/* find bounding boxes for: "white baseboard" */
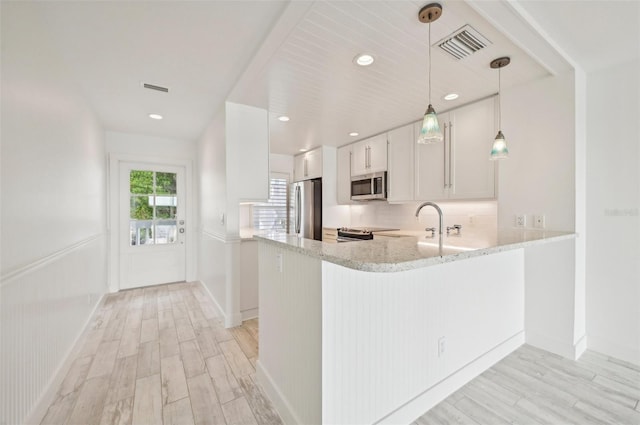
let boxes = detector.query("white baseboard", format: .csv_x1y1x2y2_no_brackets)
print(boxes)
526,330,585,360
226,312,243,328
196,280,227,323
24,293,106,425
377,331,525,425
241,307,259,321
587,334,640,366
574,334,588,359
256,360,303,425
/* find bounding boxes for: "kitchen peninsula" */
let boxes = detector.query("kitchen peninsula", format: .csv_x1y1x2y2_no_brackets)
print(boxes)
254,230,574,425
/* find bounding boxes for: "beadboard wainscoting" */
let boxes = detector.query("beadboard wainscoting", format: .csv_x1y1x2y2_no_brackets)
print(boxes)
1,234,107,425
199,231,244,328
322,252,524,424
257,240,525,424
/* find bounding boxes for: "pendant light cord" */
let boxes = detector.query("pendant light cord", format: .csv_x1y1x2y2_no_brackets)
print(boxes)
428,22,432,104
498,66,501,129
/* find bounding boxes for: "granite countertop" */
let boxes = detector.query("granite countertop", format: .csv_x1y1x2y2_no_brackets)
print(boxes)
254,229,576,272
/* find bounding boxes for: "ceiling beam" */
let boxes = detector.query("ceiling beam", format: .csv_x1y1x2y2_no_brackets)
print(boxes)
465,0,574,76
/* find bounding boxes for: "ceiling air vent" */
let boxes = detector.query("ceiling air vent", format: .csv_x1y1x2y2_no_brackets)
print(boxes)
143,83,169,93
436,25,491,60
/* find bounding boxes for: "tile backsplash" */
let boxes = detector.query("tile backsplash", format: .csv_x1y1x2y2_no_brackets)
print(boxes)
340,200,498,239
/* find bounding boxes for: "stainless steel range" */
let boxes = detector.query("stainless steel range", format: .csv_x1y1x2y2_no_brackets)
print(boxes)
336,228,375,242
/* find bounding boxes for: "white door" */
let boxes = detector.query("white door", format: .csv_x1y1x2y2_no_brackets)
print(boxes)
119,162,186,289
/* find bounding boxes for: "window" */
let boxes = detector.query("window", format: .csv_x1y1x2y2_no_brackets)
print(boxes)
252,174,289,231
129,170,178,245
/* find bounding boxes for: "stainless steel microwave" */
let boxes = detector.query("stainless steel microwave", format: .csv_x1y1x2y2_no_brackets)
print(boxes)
351,172,387,201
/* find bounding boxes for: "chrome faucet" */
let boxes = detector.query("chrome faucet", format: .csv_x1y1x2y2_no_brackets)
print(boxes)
415,202,443,239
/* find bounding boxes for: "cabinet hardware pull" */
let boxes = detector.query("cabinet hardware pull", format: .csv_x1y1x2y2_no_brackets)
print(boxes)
443,123,448,189
448,122,453,188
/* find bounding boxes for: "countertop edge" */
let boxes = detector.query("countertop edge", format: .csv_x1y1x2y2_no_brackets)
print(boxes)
254,232,576,272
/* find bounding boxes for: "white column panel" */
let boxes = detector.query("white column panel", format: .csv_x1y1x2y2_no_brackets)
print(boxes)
257,242,322,425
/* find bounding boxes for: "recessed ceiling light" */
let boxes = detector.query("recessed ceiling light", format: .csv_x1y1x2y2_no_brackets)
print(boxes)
354,54,375,67
299,148,307,152
444,93,459,101
278,116,290,122
149,113,163,120
349,132,359,137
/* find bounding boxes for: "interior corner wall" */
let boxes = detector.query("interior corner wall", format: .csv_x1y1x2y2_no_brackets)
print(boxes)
1,3,107,424
497,71,581,358
585,58,640,365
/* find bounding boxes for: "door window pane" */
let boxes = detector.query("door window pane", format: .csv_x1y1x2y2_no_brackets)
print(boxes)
130,220,154,245
155,220,177,244
130,196,153,220
130,170,154,194
156,172,177,194
129,170,178,245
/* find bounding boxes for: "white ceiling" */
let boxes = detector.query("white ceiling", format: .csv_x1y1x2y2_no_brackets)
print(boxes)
27,1,288,142
6,1,639,154
517,0,640,73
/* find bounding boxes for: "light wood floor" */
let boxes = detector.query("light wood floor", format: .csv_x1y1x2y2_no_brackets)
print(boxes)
42,281,640,425
41,281,282,425
414,344,640,425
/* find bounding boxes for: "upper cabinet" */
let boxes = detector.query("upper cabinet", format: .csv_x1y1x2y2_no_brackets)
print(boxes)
294,147,323,182
415,97,496,200
351,134,387,176
387,124,414,202
448,97,496,199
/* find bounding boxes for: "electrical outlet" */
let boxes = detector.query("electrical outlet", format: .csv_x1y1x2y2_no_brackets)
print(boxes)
515,214,526,228
276,253,283,273
468,215,474,225
533,214,545,229
438,336,446,357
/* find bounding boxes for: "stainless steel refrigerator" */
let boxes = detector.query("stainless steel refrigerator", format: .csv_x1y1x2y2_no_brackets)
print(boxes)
291,178,322,241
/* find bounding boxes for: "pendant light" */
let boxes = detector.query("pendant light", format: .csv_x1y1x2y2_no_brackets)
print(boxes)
417,3,443,144
490,57,510,160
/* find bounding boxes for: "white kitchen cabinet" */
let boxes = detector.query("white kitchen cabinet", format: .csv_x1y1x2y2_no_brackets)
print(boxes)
351,134,387,176
294,147,323,181
449,97,496,199
336,145,352,204
415,97,496,201
414,116,448,200
387,124,415,202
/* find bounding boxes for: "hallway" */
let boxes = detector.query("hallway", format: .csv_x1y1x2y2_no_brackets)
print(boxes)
40,282,282,425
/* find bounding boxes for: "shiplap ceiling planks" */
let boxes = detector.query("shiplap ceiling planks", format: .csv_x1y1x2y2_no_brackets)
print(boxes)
233,0,549,154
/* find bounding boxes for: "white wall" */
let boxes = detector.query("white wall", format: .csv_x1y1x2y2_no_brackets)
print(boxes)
106,131,196,159
1,3,107,424
497,72,576,232
586,59,640,364
270,153,294,178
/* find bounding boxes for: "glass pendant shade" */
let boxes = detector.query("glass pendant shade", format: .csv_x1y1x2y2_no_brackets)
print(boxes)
417,104,443,144
490,130,509,160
